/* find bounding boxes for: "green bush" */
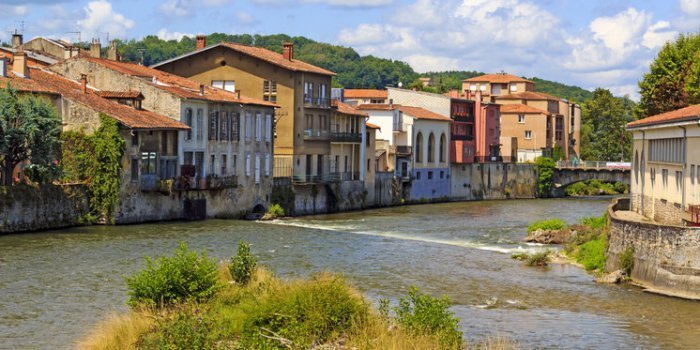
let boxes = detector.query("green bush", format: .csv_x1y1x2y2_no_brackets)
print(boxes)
619,246,635,276
526,250,551,266
125,243,221,308
229,241,257,285
140,304,215,350
579,214,607,230
528,218,566,233
240,273,368,349
266,203,285,218
393,286,462,348
535,157,556,197
576,234,607,271
511,252,529,260
614,181,628,194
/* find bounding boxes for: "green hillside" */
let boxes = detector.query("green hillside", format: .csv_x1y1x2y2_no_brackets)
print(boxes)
114,33,592,102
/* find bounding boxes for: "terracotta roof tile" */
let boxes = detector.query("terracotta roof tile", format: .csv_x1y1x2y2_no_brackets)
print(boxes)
365,122,380,129
499,103,550,115
627,104,700,128
343,89,387,99
497,91,561,101
0,72,59,95
398,106,451,122
30,69,189,130
61,57,277,108
357,103,397,111
463,73,533,84
95,90,144,99
332,100,368,117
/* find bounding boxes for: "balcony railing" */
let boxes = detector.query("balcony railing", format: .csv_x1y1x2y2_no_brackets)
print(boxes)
303,129,330,140
173,175,238,191
330,132,362,143
394,145,412,156
303,96,331,109
393,121,408,132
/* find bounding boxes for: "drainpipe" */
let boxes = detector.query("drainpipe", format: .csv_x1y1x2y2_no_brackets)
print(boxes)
360,116,367,182
679,125,687,210
641,130,645,214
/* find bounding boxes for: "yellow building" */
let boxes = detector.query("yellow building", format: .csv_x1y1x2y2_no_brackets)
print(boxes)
628,104,700,226
151,37,335,182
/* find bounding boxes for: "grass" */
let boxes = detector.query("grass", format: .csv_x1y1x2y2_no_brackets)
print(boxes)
511,250,551,266
565,180,628,197
561,214,609,272
76,310,153,350
527,219,566,233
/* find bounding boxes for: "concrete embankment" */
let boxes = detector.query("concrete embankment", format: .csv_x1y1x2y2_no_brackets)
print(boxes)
606,197,700,300
0,184,89,234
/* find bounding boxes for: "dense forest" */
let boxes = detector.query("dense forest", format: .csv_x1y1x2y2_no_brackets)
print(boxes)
110,33,594,103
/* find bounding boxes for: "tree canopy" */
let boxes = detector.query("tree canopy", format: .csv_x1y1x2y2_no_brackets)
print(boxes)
638,32,700,118
0,85,62,185
579,88,636,161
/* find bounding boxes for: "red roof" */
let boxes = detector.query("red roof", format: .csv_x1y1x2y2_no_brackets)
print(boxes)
497,91,561,101
628,104,700,128
357,103,397,111
332,100,368,117
30,69,189,130
0,72,59,95
398,106,451,122
366,122,380,129
499,103,550,115
59,57,277,108
344,89,387,99
95,90,143,99
463,73,532,84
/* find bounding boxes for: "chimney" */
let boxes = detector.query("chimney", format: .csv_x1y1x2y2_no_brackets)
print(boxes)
90,38,101,58
196,35,206,50
107,40,119,60
199,84,204,96
80,74,88,93
12,50,28,78
235,89,241,99
0,56,6,78
282,42,294,61
11,31,22,49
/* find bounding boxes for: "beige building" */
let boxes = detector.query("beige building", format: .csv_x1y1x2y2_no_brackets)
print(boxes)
150,37,335,183
342,89,388,106
499,103,555,162
628,104,700,226
462,73,535,101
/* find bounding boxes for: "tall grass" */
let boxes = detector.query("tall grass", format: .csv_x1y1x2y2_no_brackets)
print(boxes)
76,311,153,350
527,219,565,233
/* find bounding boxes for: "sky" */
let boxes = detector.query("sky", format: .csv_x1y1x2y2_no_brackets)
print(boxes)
1,0,698,100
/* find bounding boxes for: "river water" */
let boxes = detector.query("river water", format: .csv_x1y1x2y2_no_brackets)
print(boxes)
1,198,699,349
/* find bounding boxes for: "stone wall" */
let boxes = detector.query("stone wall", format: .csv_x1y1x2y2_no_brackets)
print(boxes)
450,163,537,200
0,184,89,234
631,193,686,226
607,198,700,300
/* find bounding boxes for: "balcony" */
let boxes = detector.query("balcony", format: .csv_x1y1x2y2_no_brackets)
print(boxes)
303,96,331,109
330,132,362,143
393,121,408,132
391,145,412,156
303,129,330,141
140,174,160,192
173,175,238,191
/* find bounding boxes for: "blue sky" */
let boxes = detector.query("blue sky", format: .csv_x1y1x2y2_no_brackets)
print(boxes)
1,0,699,99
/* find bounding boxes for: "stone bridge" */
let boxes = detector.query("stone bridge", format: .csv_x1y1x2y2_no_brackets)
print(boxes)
551,166,630,197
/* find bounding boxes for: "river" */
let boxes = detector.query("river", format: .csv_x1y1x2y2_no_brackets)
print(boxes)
1,198,699,349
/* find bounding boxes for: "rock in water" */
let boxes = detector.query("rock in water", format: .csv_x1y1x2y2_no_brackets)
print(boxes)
525,228,572,244
596,270,625,284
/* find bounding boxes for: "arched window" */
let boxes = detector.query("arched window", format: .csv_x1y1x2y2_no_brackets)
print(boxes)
439,133,446,163
428,133,435,163
415,132,423,163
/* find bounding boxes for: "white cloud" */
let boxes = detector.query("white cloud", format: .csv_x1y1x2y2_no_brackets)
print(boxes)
589,8,648,53
235,12,257,25
680,0,700,16
77,0,135,38
404,54,460,73
156,28,192,41
302,0,391,7
642,21,677,49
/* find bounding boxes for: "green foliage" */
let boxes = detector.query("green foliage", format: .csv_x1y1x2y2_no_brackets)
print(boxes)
140,304,216,350
24,163,61,184
0,85,62,185
565,180,627,196
511,252,529,261
534,157,556,197
527,77,594,103
125,243,221,308
528,218,566,233
619,246,635,276
392,286,462,348
60,130,95,182
240,273,368,349
579,214,607,230
526,250,551,266
266,203,285,219
579,88,635,161
229,241,257,285
638,32,700,118
88,116,125,223
575,234,607,271
552,145,565,161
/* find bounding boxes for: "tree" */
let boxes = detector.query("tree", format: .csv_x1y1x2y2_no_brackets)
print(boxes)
638,32,700,118
0,85,61,185
580,89,635,161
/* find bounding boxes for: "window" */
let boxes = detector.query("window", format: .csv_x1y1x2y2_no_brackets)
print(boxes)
209,111,219,141
416,171,421,180
255,154,260,184
510,84,517,92
427,133,435,163
305,114,313,132
662,168,669,188
210,155,216,176
518,114,525,123
676,171,683,192
367,158,371,172
212,80,235,92
263,80,277,102
440,170,444,179
196,109,204,140
525,130,532,139
415,133,423,162
141,152,157,174
480,84,486,91
255,113,262,141
555,116,563,141
649,138,683,164
245,112,252,141
221,154,227,175
130,157,139,181
162,132,168,154
469,83,476,91
220,112,229,141
131,131,138,146
185,108,193,141
264,154,270,176
245,153,251,176
439,134,446,162
232,154,237,171
691,165,696,185
428,171,433,180
319,115,328,132
231,112,240,141
265,114,272,142
366,132,370,146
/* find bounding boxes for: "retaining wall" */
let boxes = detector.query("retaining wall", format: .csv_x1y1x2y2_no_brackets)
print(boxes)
0,184,89,234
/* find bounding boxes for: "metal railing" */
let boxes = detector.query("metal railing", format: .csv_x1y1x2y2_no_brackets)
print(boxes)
394,145,412,156
330,132,362,143
303,96,331,108
556,160,631,170
303,129,330,140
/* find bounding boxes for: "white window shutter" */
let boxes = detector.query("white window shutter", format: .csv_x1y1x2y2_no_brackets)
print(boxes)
255,154,261,184
245,153,251,176
264,154,270,176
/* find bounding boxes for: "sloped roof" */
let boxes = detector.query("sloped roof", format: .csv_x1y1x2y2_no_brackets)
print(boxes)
30,69,189,130
499,103,551,115
95,90,144,99
333,100,368,117
64,56,277,107
463,73,533,84
366,122,380,129
627,104,700,128
0,71,59,95
357,103,397,111
497,91,561,101
151,42,335,76
343,89,387,99
0,47,57,67
398,106,451,122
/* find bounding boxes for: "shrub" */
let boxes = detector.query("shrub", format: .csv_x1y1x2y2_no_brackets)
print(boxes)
614,181,628,194
125,243,221,308
140,304,215,350
579,214,607,230
619,246,635,275
576,234,607,271
393,286,462,348
511,252,529,260
525,250,551,266
229,241,258,285
528,218,566,233
266,203,285,218
535,157,556,197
